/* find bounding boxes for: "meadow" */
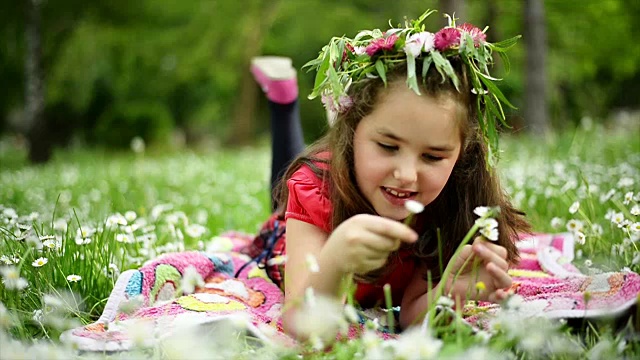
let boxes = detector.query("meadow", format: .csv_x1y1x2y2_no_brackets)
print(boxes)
0,124,639,359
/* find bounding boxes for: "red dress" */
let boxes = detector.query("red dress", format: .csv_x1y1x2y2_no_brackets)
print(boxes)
249,161,416,308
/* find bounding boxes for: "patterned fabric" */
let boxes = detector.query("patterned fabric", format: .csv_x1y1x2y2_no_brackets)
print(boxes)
61,232,640,353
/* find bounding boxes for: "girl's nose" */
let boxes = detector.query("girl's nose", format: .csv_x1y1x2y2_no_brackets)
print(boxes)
393,160,418,183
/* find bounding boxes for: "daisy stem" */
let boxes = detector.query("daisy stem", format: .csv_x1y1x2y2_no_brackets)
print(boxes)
383,283,394,333
427,220,481,325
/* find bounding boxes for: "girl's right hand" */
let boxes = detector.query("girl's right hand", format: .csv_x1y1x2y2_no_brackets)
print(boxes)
323,214,418,274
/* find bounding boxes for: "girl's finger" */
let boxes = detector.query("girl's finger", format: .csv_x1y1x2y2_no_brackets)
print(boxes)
364,216,418,243
474,243,508,270
487,289,509,304
363,232,402,252
472,237,507,259
486,262,512,289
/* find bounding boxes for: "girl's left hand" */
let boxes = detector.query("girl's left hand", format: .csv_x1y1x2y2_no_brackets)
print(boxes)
445,237,512,303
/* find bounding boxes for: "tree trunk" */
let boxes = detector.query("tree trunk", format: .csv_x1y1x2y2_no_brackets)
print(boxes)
523,0,550,135
24,0,51,163
226,0,281,146
438,0,465,25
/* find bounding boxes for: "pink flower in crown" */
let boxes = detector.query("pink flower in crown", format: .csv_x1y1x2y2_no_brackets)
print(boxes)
337,95,353,112
321,93,353,113
365,34,399,57
434,27,462,51
458,23,487,46
342,42,355,62
404,31,435,57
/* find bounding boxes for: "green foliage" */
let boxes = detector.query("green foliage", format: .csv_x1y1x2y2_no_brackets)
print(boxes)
1,0,639,143
0,128,638,357
94,101,174,148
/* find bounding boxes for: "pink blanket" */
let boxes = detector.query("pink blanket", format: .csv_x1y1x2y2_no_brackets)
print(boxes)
62,232,640,352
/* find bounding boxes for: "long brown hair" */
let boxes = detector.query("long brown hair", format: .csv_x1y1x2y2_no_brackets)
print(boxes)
275,57,531,283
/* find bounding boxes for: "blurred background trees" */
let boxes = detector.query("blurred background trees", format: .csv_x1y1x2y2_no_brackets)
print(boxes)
1,0,639,163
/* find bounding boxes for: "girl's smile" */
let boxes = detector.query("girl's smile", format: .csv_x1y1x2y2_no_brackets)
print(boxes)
353,82,462,221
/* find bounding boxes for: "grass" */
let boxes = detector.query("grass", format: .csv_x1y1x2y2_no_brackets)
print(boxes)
0,124,639,359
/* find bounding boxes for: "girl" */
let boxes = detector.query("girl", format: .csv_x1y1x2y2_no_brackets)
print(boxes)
248,11,530,336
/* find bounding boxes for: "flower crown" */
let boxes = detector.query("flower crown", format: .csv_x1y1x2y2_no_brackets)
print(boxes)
303,10,521,166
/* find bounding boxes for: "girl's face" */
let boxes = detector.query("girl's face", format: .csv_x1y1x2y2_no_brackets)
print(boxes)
353,83,462,221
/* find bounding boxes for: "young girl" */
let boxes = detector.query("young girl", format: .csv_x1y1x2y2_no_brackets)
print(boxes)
248,11,530,336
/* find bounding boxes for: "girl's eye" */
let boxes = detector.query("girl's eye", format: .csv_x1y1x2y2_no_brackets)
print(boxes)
377,143,398,152
422,154,443,162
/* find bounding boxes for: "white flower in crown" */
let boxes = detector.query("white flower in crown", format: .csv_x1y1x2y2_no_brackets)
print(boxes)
404,31,435,57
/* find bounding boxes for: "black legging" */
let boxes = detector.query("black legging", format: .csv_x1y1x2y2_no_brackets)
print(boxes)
269,100,304,211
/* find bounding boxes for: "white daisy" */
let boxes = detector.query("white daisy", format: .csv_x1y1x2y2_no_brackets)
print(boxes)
124,211,137,222
566,219,584,233
185,224,206,238
1,266,28,290
569,201,580,214
66,274,81,282
305,253,320,273
32,257,48,267
623,192,634,205
404,200,425,214
550,217,564,229
42,239,61,250
473,206,490,217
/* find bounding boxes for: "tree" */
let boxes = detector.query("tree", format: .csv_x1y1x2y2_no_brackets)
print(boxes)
24,0,49,163
523,0,549,135
227,0,282,146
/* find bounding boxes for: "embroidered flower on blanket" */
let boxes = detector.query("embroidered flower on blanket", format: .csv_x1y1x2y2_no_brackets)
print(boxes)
205,279,250,300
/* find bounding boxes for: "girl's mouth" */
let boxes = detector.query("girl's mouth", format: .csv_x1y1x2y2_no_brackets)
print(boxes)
381,187,418,205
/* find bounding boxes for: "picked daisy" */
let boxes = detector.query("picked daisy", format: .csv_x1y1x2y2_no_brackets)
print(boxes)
32,257,48,267
473,206,491,217
404,200,425,214
66,274,82,282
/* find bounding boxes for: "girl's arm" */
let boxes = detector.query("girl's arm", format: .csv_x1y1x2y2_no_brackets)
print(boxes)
282,218,346,336
399,262,442,329
283,215,418,336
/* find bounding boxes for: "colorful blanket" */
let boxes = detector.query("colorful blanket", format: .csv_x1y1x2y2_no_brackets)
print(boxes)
62,232,640,352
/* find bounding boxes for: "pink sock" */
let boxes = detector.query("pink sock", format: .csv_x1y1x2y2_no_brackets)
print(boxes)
265,79,298,104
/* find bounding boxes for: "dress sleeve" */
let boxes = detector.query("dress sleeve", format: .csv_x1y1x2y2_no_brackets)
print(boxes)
285,165,332,234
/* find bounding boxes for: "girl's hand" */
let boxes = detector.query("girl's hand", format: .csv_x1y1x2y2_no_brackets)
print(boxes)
445,237,512,303
323,214,418,275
